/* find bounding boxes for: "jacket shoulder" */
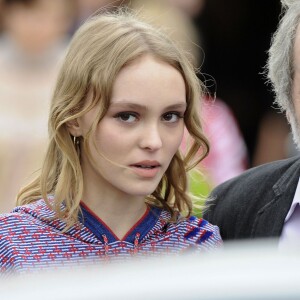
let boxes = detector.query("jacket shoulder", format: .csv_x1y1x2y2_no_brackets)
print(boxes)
203,156,300,239
210,156,300,202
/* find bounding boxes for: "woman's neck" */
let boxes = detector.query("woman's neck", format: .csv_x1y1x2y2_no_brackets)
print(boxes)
81,189,147,240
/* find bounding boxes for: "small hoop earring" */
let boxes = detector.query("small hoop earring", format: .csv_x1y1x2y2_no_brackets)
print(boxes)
73,136,80,146
73,136,80,155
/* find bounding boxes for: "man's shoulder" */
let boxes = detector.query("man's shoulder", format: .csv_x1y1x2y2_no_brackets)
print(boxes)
203,156,300,239
213,156,300,195
204,156,300,221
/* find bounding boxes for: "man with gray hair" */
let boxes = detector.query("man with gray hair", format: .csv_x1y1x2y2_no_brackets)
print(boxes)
203,0,300,245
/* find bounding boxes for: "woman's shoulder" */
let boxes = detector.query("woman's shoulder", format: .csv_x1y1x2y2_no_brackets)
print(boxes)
177,215,221,236
0,210,34,248
0,198,54,229
171,215,223,249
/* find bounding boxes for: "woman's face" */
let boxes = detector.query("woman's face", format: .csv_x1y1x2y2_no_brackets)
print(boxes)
76,55,186,199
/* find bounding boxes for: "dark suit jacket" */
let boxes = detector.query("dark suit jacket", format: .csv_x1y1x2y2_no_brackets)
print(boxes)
203,156,300,240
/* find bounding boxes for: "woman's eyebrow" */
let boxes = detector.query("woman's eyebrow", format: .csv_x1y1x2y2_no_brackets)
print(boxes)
164,103,187,110
109,102,186,110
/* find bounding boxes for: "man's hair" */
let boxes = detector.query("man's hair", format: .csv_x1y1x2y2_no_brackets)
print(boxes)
267,0,300,146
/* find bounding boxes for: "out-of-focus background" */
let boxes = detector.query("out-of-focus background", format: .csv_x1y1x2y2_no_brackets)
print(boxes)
0,0,291,213
0,0,76,212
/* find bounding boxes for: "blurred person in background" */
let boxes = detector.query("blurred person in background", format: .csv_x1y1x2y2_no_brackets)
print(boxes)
204,0,300,247
0,0,75,213
73,0,124,32
165,0,206,18
0,0,3,33
0,10,221,273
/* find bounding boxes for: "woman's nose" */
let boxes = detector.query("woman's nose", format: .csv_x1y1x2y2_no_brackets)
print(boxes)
139,124,163,151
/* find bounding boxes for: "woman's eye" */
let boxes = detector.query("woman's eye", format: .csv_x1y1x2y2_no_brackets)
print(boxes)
114,112,138,123
162,112,183,123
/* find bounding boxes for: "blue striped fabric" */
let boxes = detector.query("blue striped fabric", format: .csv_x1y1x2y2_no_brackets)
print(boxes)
0,199,222,273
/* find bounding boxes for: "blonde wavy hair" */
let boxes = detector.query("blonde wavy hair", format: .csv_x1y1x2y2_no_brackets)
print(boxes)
17,9,209,226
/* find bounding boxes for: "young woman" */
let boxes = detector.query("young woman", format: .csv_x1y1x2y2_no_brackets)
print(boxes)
0,9,222,273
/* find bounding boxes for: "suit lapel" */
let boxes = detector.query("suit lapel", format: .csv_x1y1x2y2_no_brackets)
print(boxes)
252,159,300,237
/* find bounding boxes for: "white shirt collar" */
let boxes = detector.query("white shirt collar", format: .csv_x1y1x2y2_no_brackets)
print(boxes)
285,177,300,222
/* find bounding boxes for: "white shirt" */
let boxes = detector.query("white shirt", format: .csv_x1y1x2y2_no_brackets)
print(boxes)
278,177,300,248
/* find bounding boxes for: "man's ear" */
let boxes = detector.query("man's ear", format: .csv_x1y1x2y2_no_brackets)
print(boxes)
66,119,82,137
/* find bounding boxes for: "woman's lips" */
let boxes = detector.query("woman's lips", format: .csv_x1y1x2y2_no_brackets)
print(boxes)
130,161,161,178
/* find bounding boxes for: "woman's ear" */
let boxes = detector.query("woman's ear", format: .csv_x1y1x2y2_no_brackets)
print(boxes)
66,119,82,137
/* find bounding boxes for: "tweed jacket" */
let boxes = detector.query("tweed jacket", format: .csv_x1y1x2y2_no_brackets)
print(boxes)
203,156,300,240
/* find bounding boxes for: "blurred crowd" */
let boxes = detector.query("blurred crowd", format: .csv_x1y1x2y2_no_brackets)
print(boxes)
0,0,293,213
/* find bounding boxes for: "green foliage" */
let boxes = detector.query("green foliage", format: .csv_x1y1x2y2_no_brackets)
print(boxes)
188,169,213,218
